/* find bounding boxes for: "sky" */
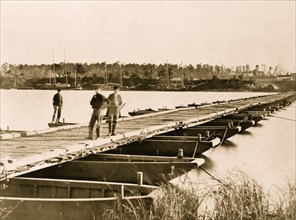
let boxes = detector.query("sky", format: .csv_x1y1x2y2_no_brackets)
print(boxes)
0,0,295,72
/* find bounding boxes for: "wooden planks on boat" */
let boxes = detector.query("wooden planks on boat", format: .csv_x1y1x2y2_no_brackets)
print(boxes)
107,138,220,157
22,159,204,185
167,126,239,140
1,177,157,198
1,177,156,220
83,153,198,162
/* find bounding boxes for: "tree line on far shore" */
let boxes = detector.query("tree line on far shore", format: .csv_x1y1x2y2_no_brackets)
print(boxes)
0,62,292,91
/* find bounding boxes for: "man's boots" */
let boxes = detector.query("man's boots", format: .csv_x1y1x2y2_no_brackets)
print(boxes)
111,122,117,136
51,115,55,123
96,126,101,138
88,127,93,139
108,121,112,136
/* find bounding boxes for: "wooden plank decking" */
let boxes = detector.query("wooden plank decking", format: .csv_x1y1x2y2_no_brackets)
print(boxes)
0,92,293,180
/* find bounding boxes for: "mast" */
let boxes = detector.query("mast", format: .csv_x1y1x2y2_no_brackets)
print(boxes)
49,65,52,85
52,50,56,85
166,60,169,88
119,62,123,86
74,64,77,87
181,61,184,88
13,69,18,88
49,50,53,85
105,63,108,85
64,50,68,85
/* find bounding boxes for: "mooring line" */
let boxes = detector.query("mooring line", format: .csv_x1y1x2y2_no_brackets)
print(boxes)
208,126,228,155
204,132,215,141
286,105,296,108
199,166,225,185
270,115,296,121
217,126,228,148
192,141,199,158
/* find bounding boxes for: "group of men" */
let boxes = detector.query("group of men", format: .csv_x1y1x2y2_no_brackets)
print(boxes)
51,85,123,139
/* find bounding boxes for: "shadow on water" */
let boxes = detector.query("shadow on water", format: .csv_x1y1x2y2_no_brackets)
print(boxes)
198,154,215,170
239,130,252,135
253,123,264,127
221,140,238,148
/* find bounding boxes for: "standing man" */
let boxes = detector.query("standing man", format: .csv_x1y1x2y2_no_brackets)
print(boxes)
88,85,110,139
52,89,63,124
107,85,123,136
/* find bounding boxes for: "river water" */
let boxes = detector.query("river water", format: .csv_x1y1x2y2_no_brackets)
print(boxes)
0,89,295,191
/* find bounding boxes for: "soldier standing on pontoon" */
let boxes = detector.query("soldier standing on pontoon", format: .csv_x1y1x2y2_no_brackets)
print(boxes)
107,86,123,136
88,85,110,139
51,89,63,124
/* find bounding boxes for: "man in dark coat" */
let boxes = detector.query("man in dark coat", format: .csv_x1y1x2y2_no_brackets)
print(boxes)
51,89,63,123
88,86,110,139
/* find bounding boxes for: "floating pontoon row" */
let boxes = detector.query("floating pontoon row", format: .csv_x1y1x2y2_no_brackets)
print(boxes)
0,92,295,220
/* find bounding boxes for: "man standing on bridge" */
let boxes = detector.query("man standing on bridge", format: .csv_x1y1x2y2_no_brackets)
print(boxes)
51,89,63,124
88,85,110,139
107,85,123,136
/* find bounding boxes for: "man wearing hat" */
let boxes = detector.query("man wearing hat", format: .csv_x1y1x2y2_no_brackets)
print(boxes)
51,89,63,124
88,85,110,139
107,85,123,136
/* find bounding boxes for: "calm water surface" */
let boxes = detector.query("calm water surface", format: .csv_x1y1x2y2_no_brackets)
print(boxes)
0,89,295,191
0,89,271,130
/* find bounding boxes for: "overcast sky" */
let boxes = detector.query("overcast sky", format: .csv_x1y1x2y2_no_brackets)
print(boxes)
1,1,295,72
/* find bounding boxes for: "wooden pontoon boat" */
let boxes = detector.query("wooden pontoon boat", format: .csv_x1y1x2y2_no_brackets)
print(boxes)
0,177,156,220
166,126,239,140
128,108,156,116
217,116,255,131
48,122,78,127
22,154,204,185
107,135,220,157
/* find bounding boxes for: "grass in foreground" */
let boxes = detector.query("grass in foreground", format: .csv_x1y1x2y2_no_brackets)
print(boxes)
102,171,296,220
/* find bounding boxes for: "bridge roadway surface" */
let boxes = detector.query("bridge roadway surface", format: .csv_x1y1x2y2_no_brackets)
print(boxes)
0,93,291,180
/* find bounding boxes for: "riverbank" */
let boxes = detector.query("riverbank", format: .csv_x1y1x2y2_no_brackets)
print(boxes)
102,171,296,220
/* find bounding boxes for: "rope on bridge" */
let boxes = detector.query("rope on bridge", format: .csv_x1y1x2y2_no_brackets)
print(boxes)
269,115,296,122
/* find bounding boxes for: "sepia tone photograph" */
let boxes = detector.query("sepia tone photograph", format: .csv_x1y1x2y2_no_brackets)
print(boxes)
0,0,295,219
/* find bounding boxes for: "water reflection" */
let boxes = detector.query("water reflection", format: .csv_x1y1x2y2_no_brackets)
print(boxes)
0,90,273,130
198,154,214,170
261,117,269,120
253,123,264,127
221,140,237,148
239,130,252,135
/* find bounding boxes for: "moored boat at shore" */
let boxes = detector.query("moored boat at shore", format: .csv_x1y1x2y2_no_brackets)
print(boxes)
128,108,157,116
107,135,220,157
48,122,78,127
0,177,156,220
167,125,239,141
21,155,204,185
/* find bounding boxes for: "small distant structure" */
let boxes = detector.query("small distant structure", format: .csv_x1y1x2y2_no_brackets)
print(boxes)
276,74,292,81
170,77,182,82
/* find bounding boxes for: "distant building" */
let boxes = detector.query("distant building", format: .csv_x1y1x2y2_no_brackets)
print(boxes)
276,74,292,81
170,77,182,82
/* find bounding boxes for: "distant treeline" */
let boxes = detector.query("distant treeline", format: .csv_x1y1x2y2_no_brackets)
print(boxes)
0,62,292,91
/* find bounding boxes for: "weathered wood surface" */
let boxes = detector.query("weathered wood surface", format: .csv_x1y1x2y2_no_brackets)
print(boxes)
2,177,157,198
1,177,155,220
22,159,203,185
0,92,293,180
